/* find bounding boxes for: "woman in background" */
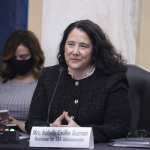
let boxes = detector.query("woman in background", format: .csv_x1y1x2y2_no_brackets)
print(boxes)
26,20,130,142
0,30,44,132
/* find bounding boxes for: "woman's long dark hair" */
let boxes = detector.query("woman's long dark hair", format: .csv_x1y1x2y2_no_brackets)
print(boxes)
57,19,126,74
1,30,45,82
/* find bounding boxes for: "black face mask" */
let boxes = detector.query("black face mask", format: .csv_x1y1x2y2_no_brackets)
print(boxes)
10,58,33,76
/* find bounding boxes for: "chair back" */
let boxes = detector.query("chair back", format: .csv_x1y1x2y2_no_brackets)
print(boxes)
127,64,150,132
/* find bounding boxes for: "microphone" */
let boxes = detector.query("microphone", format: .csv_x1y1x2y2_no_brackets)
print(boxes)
46,66,64,124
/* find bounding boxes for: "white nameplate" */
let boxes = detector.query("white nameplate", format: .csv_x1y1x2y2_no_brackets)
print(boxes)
29,126,94,149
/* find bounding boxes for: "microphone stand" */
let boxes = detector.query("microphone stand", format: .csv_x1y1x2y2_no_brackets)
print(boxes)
46,66,64,124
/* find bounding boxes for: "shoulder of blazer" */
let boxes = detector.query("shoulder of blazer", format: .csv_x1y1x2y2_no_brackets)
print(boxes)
39,65,60,81
105,71,128,91
43,65,60,73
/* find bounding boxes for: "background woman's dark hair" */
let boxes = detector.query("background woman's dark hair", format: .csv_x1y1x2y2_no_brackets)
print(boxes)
1,30,45,82
57,19,126,74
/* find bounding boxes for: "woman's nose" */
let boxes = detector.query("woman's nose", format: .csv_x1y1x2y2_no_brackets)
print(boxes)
72,46,80,55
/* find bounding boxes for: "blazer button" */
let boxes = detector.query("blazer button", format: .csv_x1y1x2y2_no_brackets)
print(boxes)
74,99,79,104
75,81,79,86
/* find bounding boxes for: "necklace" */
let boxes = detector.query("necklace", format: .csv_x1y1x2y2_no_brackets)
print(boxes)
68,65,95,80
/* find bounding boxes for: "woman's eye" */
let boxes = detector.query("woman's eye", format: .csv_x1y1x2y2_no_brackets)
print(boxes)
68,43,74,46
80,45,87,48
66,42,75,47
80,44,90,48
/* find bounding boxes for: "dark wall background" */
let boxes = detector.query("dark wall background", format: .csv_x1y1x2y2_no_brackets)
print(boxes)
0,0,28,56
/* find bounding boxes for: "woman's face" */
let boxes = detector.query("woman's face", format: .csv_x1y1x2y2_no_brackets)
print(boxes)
64,28,93,71
15,44,31,60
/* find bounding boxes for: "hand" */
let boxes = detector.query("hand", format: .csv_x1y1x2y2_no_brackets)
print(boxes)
8,116,18,124
51,111,79,127
0,116,9,124
51,112,66,127
64,112,79,127
8,116,26,132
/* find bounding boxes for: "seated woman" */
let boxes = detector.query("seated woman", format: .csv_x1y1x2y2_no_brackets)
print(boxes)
0,30,44,132
25,20,130,142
